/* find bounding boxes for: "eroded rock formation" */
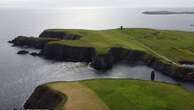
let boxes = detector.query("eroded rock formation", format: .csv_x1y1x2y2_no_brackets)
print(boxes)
11,36,58,49
39,30,82,40
41,43,95,62
24,85,66,109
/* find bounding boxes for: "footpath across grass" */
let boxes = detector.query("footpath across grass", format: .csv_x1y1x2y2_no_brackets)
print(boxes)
45,79,194,110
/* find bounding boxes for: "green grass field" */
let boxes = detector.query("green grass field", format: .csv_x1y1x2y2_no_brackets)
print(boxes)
46,79,194,110
82,79,194,110
46,28,194,64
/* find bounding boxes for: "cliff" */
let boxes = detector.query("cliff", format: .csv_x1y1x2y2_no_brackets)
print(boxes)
41,44,194,81
10,28,194,82
41,43,95,62
24,85,67,110
39,29,82,40
10,36,58,49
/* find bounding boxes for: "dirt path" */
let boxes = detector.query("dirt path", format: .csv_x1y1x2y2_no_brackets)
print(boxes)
47,82,109,110
134,39,179,66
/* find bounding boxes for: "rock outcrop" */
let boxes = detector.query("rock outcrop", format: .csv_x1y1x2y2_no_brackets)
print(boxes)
150,60,194,81
11,36,58,49
39,30,82,40
24,85,67,109
91,54,115,70
179,61,194,65
41,43,95,62
17,50,29,55
30,52,41,56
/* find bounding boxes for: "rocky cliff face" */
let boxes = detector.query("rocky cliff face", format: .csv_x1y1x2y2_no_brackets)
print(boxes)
91,48,154,70
41,43,95,62
39,30,82,40
10,36,58,49
90,48,194,81
150,60,194,81
24,85,66,109
91,54,115,70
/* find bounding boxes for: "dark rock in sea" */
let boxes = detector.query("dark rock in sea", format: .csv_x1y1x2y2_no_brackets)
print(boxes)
39,30,82,40
8,40,13,43
90,48,129,69
17,50,29,55
91,54,114,70
30,52,40,56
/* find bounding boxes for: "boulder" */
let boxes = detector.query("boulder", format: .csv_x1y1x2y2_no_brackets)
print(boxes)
30,52,40,56
17,50,29,55
8,40,13,43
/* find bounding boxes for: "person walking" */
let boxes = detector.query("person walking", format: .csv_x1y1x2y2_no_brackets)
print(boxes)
120,26,123,30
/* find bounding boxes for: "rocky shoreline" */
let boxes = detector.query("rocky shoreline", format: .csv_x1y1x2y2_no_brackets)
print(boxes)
9,30,194,82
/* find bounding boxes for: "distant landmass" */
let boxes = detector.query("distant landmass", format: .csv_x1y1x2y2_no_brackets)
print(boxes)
143,11,194,15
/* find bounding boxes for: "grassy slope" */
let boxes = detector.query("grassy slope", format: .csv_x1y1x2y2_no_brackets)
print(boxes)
47,28,194,64
48,29,147,55
47,82,109,110
82,79,194,110
44,79,194,110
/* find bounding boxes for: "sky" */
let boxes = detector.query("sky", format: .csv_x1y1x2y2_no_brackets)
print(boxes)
0,0,194,9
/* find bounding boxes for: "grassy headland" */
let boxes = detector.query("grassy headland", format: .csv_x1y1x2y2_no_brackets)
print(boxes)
47,28,194,64
11,28,194,80
31,79,194,110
